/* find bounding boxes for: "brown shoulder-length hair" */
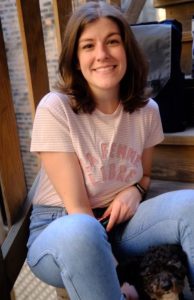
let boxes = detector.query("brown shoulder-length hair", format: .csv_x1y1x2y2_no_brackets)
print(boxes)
57,1,150,114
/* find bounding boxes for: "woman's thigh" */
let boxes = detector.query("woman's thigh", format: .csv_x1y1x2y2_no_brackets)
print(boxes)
27,210,123,300
27,205,67,287
112,189,194,260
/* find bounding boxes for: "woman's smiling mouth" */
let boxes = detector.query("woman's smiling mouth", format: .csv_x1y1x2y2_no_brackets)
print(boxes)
93,65,117,73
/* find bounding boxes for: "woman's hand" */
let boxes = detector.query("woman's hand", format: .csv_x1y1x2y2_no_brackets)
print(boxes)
101,147,153,231
102,186,142,232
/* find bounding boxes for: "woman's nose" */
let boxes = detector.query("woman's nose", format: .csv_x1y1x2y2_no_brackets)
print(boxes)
96,44,109,61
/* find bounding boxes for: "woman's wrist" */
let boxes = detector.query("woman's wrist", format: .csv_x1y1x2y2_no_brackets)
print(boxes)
134,182,147,202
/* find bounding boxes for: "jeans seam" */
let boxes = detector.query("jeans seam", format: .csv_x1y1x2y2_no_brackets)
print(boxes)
55,254,82,300
60,268,82,300
27,248,81,299
27,249,55,267
27,249,82,299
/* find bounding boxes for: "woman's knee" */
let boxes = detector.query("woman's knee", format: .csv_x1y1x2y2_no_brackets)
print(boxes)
28,214,110,272
50,214,109,254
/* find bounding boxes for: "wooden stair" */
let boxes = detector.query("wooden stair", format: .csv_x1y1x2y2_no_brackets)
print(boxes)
147,1,194,195
153,127,194,183
151,127,194,195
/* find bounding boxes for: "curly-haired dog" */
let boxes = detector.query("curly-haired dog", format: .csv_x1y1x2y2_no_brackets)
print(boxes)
117,244,188,300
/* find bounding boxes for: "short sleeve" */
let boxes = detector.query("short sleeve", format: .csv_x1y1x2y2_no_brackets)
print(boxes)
144,99,164,148
30,93,75,152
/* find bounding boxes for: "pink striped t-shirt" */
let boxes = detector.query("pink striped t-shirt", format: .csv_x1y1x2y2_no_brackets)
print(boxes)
30,91,164,208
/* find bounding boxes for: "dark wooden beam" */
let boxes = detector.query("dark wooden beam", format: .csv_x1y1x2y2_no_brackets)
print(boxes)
16,0,50,115
109,0,121,6
0,19,26,227
0,249,11,300
53,0,73,53
2,195,32,293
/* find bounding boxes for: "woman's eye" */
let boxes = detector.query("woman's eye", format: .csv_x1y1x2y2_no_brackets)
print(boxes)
108,39,120,45
82,43,94,50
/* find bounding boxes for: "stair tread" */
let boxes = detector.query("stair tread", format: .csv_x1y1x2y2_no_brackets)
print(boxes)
148,179,194,198
162,127,194,145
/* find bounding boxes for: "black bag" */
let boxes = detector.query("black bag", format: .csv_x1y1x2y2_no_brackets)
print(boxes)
131,20,186,133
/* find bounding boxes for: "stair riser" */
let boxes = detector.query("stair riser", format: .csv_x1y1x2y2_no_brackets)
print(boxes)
152,144,194,182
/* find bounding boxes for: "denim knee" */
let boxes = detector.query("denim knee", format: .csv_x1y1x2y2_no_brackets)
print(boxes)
28,213,110,267
27,213,116,292
51,214,110,257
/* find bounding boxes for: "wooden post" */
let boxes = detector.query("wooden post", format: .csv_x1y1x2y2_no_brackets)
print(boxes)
0,213,6,245
53,0,73,53
0,249,11,300
125,0,146,24
108,0,121,6
0,19,26,227
16,0,50,115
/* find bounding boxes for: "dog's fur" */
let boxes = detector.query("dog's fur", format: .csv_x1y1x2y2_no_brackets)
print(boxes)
117,244,188,300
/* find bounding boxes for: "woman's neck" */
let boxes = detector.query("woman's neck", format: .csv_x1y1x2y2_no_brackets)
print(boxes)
92,89,120,114
96,99,120,114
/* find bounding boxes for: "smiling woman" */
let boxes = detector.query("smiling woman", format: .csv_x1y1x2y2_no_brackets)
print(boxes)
77,17,127,109
58,1,149,115
26,1,194,300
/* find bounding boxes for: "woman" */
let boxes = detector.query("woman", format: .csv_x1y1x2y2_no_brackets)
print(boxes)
27,2,194,299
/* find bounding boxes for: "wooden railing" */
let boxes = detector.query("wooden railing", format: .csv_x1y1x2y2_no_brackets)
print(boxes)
0,13,28,298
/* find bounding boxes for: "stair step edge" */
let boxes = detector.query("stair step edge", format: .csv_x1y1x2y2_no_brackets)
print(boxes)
161,127,194,145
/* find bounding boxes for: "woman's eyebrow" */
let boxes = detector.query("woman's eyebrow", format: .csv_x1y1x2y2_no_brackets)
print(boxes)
79,32,121,44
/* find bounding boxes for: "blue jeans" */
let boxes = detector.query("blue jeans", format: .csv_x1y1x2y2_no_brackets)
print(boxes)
27,190,194,299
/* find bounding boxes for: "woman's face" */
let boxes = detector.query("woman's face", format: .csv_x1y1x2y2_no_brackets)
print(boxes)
77,17,127,97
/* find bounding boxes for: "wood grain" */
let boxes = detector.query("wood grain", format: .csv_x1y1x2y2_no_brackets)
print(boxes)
16,0,49,115
109,0,121,6
0,20,27,227
153,0,194,8
152,144,194,182
53,0,73,53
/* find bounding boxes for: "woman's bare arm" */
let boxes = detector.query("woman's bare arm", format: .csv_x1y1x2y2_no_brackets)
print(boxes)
40,152,93,216
139,146,154,191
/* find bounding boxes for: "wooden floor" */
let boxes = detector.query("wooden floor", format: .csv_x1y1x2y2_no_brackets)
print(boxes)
14,262,58,300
